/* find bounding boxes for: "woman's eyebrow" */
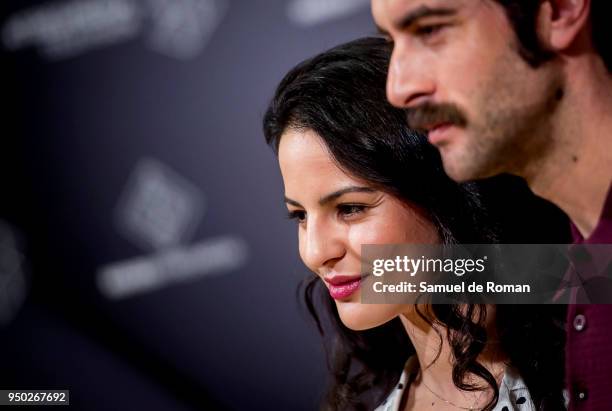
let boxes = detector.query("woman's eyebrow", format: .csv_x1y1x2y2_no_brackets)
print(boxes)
284,197,302,208
318,186,376,206
284,186,376,208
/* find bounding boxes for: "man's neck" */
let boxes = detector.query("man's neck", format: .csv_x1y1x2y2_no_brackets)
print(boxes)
524,58,612,238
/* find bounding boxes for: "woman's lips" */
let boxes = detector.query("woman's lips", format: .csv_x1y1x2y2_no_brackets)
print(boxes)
324,275,363,300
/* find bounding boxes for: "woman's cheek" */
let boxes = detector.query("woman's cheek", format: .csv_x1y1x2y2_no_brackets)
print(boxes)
347,218,403,246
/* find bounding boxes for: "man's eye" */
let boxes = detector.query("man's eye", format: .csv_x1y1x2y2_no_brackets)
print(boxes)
287,210,306,223
415,24,446,39
338,204,367,219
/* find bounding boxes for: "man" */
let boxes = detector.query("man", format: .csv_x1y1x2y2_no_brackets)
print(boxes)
372,0,611,410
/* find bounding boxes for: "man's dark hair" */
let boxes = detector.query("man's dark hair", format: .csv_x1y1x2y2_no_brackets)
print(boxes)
494,0,610,71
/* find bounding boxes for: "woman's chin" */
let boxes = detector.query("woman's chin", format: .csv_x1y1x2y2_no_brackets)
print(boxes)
335,300,400,331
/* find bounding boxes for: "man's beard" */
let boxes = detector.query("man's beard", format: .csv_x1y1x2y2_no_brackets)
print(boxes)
404,86,560,182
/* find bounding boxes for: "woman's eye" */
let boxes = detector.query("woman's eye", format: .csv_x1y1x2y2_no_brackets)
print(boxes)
338,204,367,219
287,210,306,224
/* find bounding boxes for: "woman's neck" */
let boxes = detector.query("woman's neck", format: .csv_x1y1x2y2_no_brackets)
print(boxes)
399,306,507,405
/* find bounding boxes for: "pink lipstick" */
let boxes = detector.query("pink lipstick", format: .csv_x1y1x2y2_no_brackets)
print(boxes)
324,275,362,300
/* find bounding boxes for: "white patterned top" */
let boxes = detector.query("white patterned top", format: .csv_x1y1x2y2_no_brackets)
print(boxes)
374,357,535,411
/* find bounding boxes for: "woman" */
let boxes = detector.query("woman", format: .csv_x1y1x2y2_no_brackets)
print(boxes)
263,38,566,411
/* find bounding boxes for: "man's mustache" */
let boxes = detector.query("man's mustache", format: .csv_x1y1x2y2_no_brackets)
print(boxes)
405,103,468,131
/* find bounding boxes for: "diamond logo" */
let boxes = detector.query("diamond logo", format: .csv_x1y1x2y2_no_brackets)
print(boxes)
115,157,205,251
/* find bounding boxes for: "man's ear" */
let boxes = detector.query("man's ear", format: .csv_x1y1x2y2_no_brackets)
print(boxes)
537,0,591,52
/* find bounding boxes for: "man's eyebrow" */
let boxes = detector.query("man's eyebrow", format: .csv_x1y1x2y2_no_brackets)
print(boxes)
395,5,456,30
284,186,376,208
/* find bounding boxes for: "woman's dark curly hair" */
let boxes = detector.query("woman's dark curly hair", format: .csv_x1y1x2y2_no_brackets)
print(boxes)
263,37,567,411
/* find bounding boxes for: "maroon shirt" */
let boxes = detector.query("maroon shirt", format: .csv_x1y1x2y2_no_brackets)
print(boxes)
566,183,612,411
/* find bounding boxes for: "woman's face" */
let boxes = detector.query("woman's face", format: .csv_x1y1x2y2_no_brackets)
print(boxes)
278,128,439,330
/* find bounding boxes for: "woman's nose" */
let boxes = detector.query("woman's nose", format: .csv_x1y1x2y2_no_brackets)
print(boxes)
300,216,345,273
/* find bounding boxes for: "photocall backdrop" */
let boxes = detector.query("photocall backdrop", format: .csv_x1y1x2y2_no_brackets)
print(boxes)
0,1,569,410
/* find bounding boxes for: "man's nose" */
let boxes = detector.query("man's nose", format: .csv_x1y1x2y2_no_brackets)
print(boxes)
300,217,345,273
386,43,435,108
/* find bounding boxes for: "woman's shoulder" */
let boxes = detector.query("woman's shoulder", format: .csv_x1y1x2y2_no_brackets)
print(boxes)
373,359,538,411
496,366,536,410
373,357,417,411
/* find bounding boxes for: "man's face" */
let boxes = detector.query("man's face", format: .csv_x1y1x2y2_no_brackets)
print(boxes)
372,0,562,181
